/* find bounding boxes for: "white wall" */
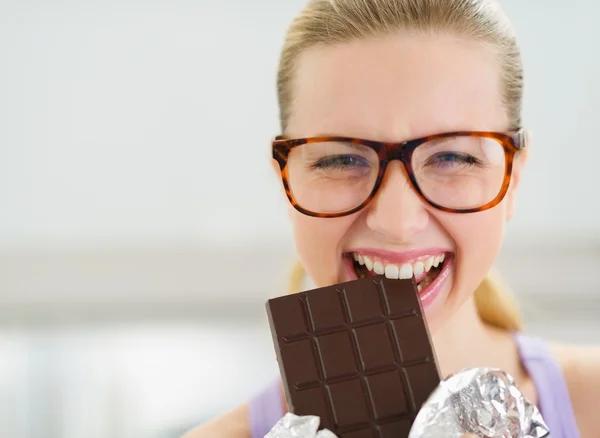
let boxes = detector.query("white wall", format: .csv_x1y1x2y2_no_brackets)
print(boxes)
1,0,599,251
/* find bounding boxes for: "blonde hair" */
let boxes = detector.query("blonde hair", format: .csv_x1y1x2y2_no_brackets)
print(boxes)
277,0,523,130
277,0,525,331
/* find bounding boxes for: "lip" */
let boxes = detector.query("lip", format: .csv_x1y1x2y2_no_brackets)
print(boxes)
345,247,452,265
419,254,453,308
343,252,454,309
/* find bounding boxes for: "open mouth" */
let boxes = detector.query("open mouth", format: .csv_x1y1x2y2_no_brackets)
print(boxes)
349,252,452,293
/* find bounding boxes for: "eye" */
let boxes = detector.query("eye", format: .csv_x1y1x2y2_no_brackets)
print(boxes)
426,152,482,168
311,154,371,170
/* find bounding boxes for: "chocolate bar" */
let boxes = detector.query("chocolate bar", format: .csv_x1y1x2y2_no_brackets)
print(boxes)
266,276,440,438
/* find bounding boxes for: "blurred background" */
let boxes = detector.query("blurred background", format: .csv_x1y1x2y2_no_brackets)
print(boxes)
0,0,599,437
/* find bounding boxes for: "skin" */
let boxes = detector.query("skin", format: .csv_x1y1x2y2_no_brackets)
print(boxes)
184,32,600,438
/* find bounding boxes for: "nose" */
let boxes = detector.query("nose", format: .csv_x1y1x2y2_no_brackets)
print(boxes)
365,161,430,242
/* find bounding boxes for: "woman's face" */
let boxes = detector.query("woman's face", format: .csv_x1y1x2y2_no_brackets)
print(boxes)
278,32,526,333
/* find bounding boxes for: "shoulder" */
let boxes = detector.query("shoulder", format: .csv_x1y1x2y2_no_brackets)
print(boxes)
181,403,251,438
551,342,600,436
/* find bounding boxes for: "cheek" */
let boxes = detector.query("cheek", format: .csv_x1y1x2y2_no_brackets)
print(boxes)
444,204,507,296
289,206,354,286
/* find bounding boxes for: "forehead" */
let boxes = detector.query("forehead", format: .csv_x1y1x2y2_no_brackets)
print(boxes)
287,32,508,141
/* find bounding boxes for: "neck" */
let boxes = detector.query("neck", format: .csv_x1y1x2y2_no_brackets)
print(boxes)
431,297,520,379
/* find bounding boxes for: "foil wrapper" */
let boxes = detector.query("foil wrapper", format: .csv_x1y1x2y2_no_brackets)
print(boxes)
264,413,338,438
409,368,551,438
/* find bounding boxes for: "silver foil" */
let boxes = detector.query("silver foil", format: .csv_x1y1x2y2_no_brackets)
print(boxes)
409,368,551,438
264,413,338,438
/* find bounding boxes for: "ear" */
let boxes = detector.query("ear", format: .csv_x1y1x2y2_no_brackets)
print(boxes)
504,131,531,222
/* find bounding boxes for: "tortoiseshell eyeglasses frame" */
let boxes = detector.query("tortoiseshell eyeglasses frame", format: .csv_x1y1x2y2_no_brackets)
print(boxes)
272,129,527,218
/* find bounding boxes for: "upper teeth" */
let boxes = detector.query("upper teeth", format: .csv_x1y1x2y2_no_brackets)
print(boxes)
352,253,445,280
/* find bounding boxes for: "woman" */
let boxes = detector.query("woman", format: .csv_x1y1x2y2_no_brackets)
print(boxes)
185,0,600,436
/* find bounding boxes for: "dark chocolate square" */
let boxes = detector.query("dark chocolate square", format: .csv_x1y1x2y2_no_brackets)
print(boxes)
316,331,358,380
404,361,440,411
268,295,309,340
293,386,331,428
353,323,396,372
381,278,420,318
378,419,414,437
342,278,386,324
280,339,321,387
327,379,370,428
365,370,409,420
340,430,377,438
391,315,430,362
306,287,347,333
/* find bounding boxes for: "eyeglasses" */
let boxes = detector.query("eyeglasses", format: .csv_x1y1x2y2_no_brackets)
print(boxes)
272,129,527,218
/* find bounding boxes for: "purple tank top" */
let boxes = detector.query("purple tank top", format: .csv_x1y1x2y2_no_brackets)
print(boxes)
248,333,580,438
